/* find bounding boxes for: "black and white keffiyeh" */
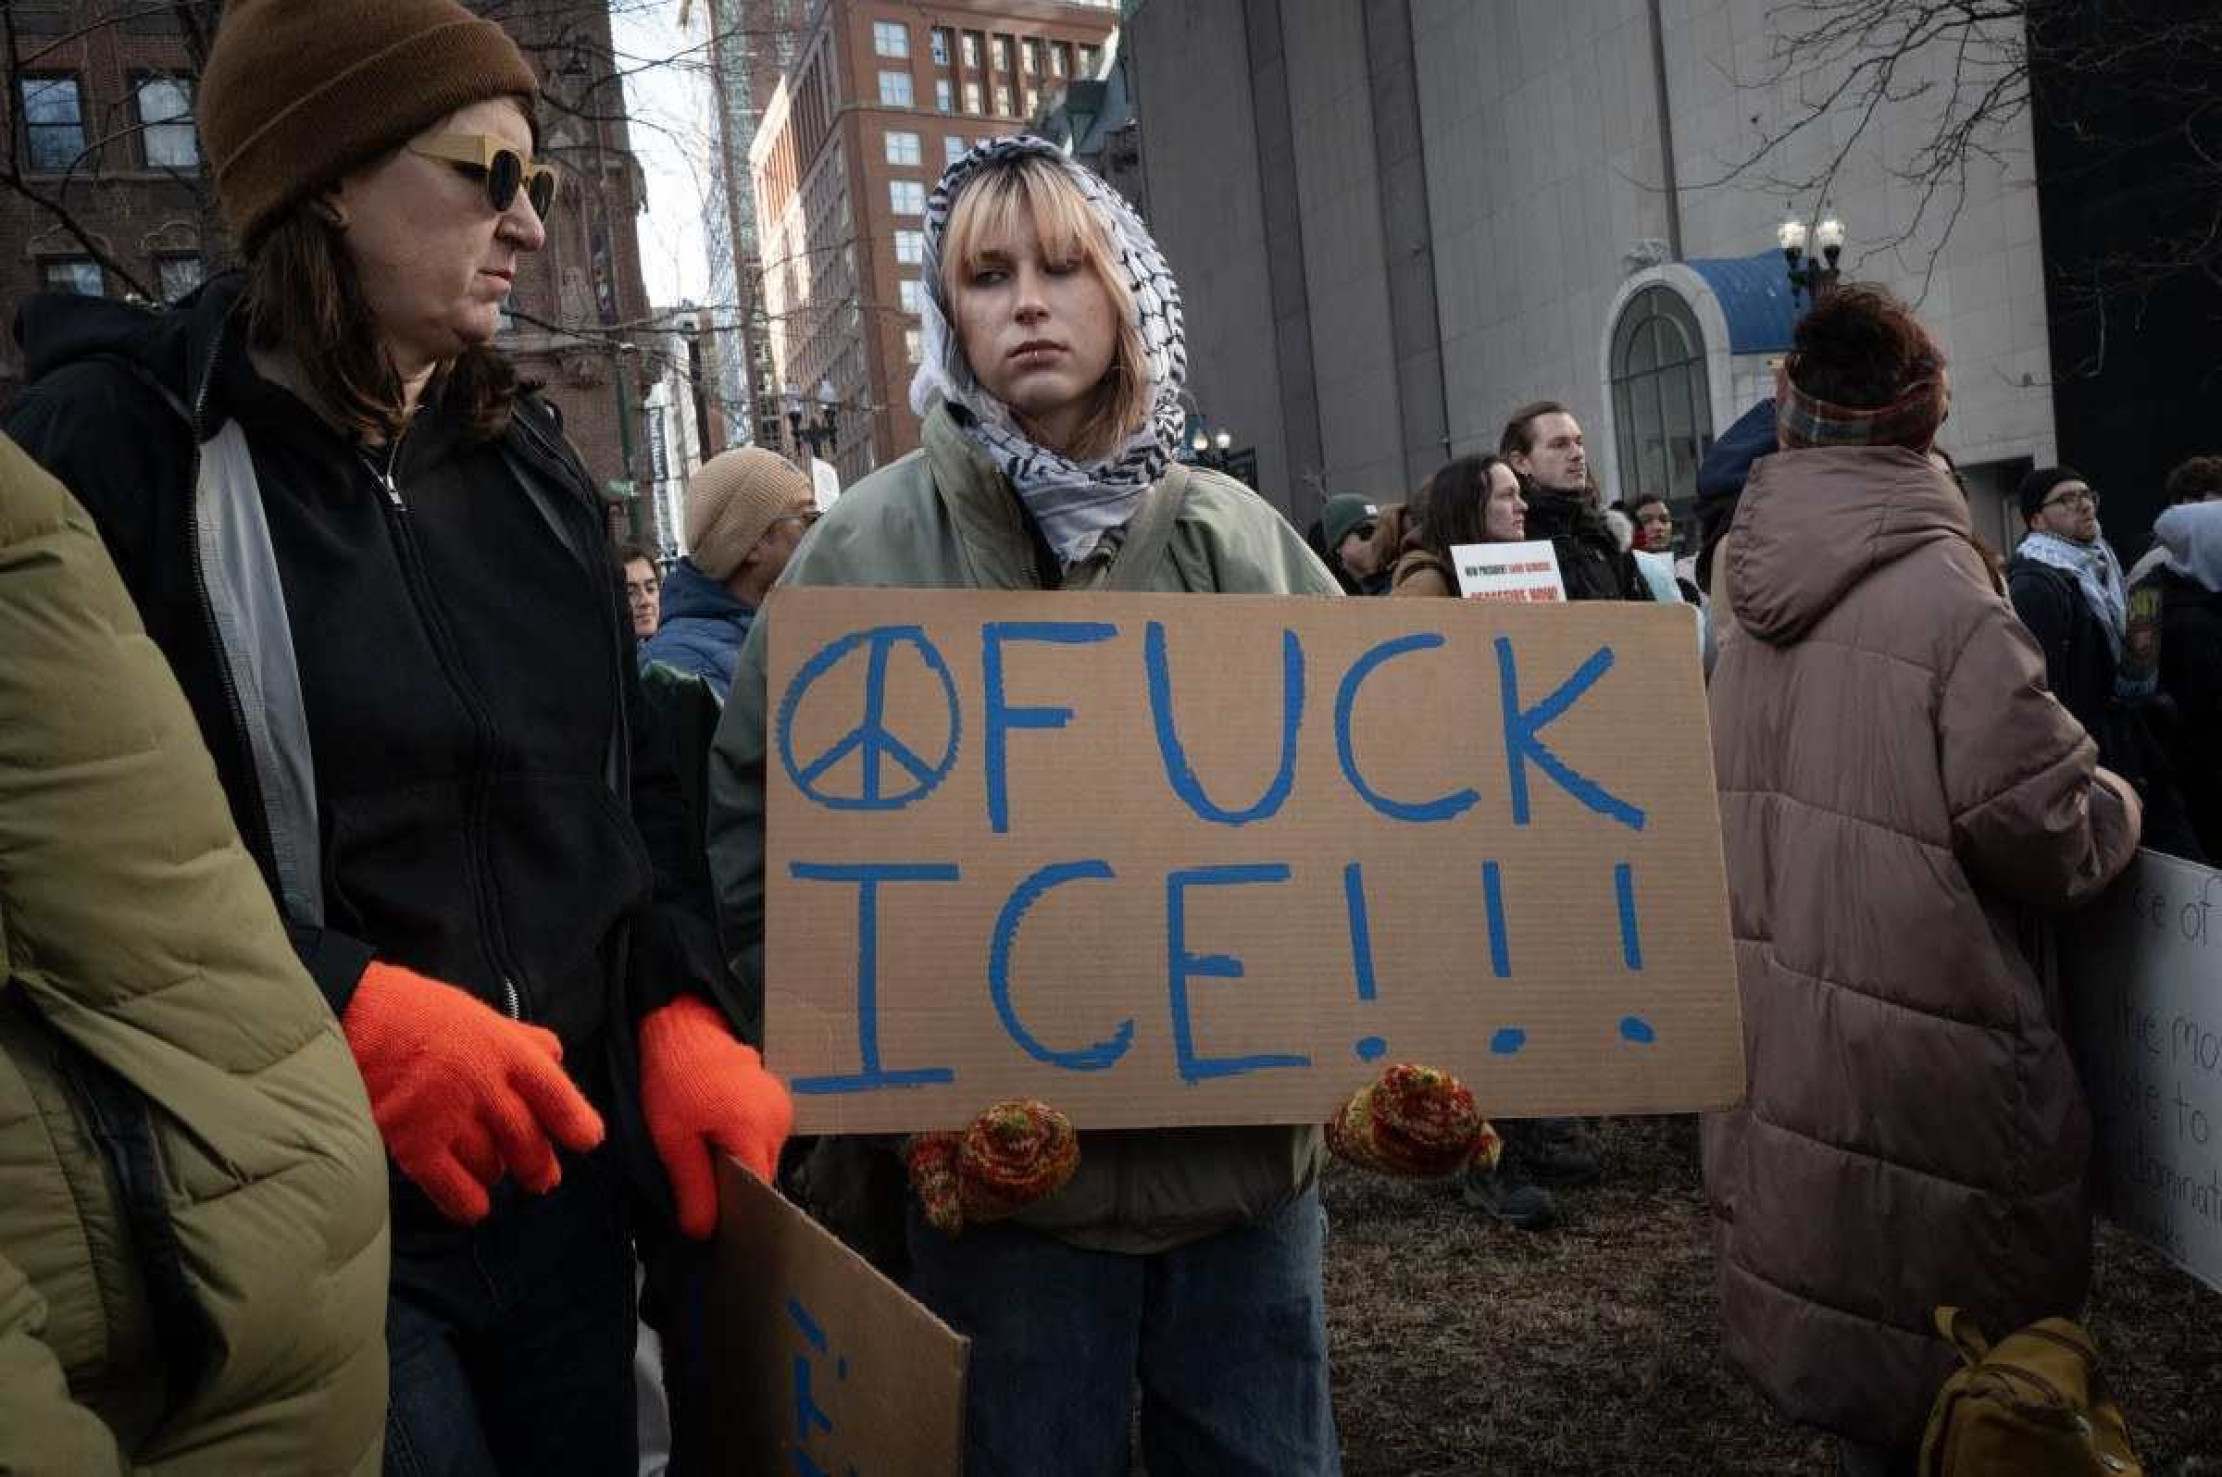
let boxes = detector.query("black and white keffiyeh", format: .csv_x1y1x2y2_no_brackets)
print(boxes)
2017,528,2131,660
908,135,1187,567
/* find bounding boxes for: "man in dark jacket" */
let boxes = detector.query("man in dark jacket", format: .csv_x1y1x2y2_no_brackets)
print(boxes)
1499,400,1652,603
642,447,816,700
2008,466,2204,860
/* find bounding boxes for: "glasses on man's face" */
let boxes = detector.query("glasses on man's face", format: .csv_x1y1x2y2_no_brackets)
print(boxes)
2043,488,2100,512
769,509,822,539
408,133,557,219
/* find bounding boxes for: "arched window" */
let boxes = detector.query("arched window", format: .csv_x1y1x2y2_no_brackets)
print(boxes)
1609,286,1714,531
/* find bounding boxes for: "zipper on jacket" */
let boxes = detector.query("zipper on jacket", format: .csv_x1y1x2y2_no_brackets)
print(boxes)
364,439,537,1023
181,323,283,883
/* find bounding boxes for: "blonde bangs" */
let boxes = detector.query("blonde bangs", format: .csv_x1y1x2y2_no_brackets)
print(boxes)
941,156,1154,462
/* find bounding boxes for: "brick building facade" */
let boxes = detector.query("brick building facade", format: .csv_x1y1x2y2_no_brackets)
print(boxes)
2,0,657,536
747,0,1118,483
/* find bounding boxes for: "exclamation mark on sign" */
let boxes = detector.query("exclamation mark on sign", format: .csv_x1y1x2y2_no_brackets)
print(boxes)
1615,862,1655,1044
1483,862,1524,1054
1343,864,1387,1062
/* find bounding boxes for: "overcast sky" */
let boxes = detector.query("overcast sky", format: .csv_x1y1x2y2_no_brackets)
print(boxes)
612,0,715,309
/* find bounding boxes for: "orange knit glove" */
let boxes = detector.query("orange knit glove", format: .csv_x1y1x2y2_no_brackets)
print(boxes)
638,996,795,1239
340,962,607,1225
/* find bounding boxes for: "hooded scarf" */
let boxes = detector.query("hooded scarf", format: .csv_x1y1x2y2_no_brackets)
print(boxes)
908,135,1187,568
2152,499,2222,593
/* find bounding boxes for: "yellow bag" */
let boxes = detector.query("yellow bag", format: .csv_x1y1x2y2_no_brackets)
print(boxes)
1919,1308,2142,1476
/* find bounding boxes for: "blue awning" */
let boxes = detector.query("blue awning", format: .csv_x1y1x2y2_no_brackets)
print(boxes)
1686,252,1800,355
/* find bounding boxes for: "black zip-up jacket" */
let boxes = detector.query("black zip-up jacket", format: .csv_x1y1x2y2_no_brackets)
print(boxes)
1521,481,1653,602
4,277,728,1079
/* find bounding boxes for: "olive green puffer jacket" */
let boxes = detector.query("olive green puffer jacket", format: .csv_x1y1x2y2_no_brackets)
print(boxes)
0,432,389,1474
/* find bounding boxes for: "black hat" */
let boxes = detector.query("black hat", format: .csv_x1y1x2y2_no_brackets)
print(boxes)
2017,466,2088,521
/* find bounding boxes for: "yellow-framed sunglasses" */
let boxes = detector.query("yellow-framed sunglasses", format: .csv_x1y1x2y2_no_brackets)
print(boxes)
407,133,557,219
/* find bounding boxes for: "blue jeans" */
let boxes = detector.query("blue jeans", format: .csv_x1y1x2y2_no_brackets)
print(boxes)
906,1189,1339,1477
382,1146,637,1476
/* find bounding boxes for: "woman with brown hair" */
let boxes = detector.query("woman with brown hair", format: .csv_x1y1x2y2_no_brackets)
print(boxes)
1701,284,2139,1475
710,137,1346,1475
1389,453,1527,597
4,0,791,1469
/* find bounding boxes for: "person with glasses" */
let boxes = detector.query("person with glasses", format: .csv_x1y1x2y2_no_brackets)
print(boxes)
2,1,792,1470
2008,468,2206,858
642,447,820,701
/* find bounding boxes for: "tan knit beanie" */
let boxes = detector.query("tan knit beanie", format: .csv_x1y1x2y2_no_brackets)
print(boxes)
687,449,815,582
200,0,539,248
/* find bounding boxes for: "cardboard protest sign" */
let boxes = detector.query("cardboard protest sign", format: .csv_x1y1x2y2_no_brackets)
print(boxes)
703,1160,968,1475
2068,849,2222,1294
1451,541,1566,602
765,589,1740,1135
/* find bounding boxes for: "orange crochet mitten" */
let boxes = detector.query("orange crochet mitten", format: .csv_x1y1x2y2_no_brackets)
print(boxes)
1325,1063,1503,1179
639,996,796,1239
340,961,607,1224
904,1100,1081,1236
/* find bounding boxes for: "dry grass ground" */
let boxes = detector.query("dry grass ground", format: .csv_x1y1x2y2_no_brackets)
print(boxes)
1322,1115,2222,1476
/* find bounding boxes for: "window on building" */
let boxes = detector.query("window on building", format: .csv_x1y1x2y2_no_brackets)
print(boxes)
894,228,925,265
1608,285,1715,523
962,80,981,114
1050,43,1070,77
899,279,923,316
42,257,102,296
930,28,951,65
19,74,85,173
889,179,925,215
873,20,907,58
155,253,204,302
1024,38,1042,74
885,129,921,166
1024,86,1039,116
877,70,913,107
134,75,197,169
905,327,923,364
993,83,1013,117
934,79,954,112
961,31,981,67
944,134,968,167
1079,44,1101,76
992,35,1012,72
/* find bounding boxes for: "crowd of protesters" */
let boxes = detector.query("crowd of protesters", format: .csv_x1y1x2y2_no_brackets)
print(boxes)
0,1,2214,1473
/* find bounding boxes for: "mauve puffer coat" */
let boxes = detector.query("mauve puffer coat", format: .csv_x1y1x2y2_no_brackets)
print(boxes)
1700,445,2141,1449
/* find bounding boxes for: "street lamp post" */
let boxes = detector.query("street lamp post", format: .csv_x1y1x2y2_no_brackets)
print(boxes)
1778,215,1847,305
1185,423,1257,489
784,378,840,467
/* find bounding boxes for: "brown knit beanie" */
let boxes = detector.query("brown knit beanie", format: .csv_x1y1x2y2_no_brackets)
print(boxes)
200,0,539,249
687,449,815,582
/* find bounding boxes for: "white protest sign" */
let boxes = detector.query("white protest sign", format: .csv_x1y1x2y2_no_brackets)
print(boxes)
2068,849,2222,1293
811,456,841,512
1451,541,1566,603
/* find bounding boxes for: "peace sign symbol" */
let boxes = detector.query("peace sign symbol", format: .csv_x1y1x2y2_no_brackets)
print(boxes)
777,624,962,811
